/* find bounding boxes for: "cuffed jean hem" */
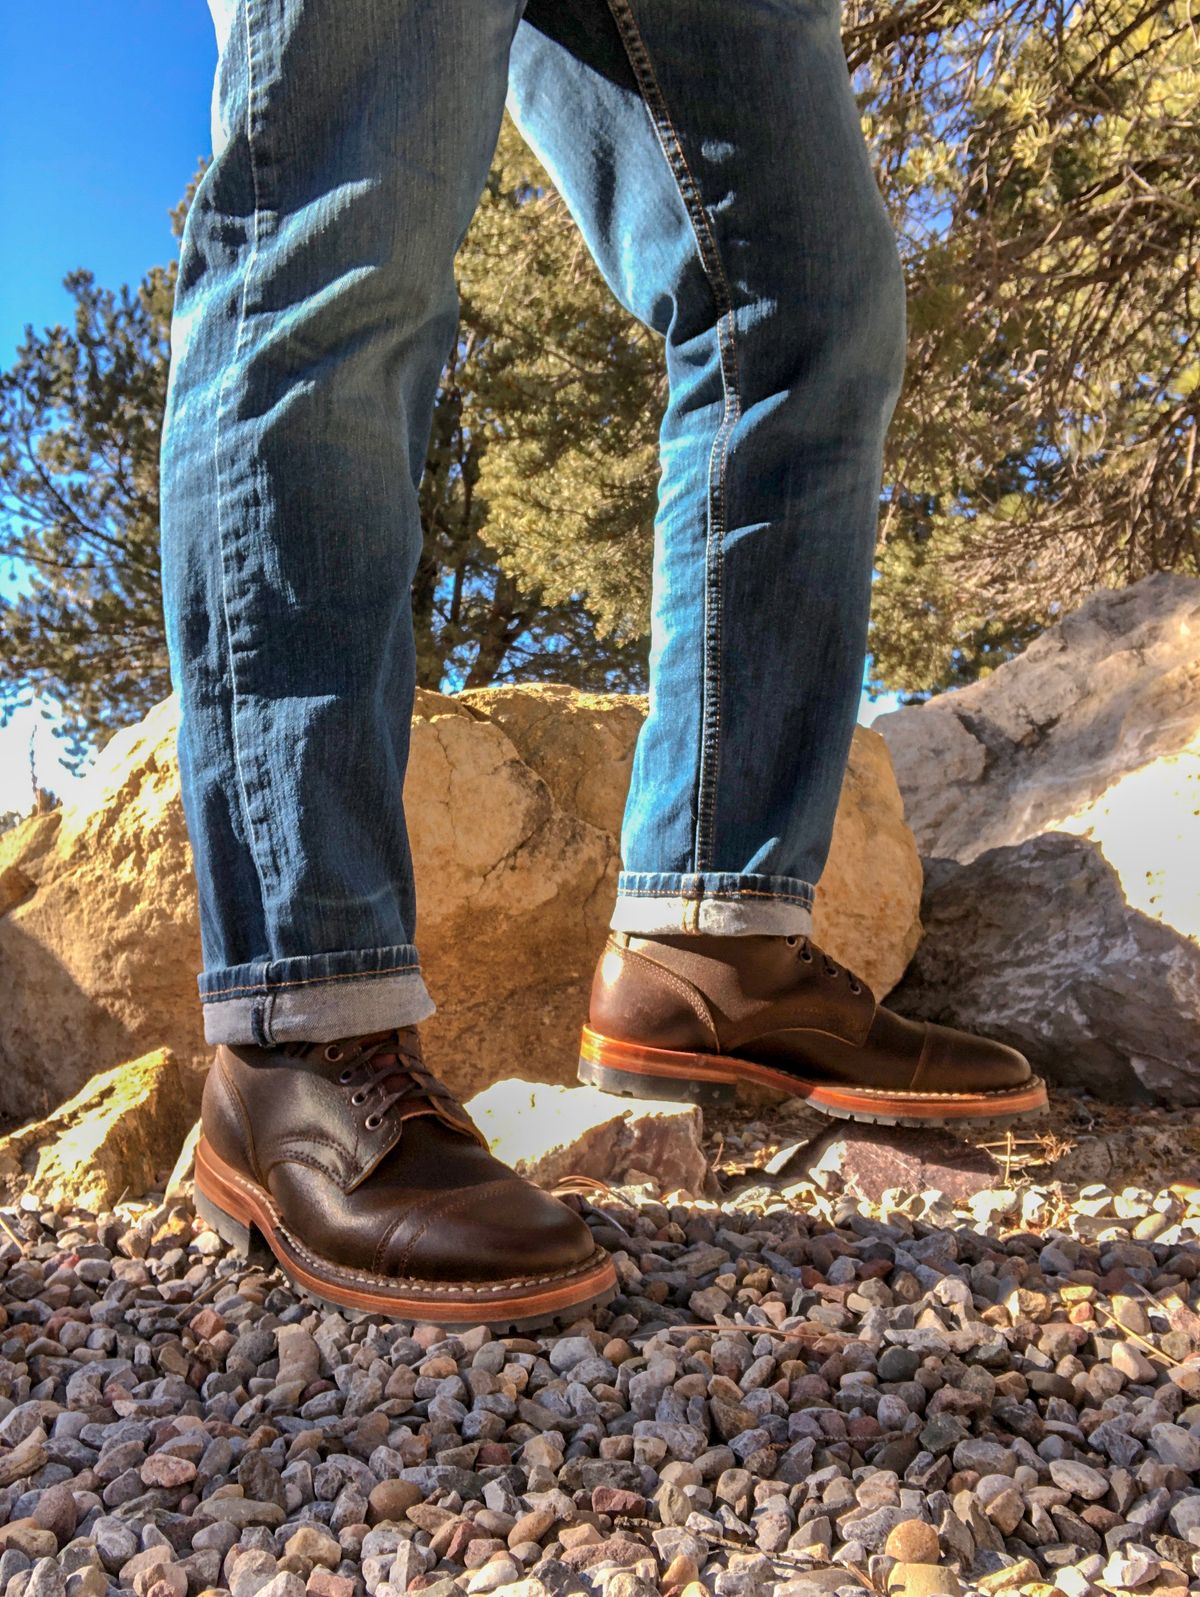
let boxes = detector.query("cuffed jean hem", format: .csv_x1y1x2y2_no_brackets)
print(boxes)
197,946,436,1047
611,871,815,936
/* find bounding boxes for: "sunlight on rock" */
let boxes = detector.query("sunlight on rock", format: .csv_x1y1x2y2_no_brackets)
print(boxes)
465,1078,710,1196
1057,739,1200,941
0,1048,193,1212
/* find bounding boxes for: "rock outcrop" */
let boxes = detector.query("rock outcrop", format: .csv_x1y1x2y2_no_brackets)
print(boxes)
877,574,1200,1101
0,702,199,1124
0,1049,194,1212
0,684,921,1120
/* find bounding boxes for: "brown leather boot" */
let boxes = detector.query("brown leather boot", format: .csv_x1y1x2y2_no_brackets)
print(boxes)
195,1026,617,1329
579,931,1047,1126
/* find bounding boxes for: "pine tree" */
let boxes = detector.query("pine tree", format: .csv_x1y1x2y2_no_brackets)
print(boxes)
2,0,1196,752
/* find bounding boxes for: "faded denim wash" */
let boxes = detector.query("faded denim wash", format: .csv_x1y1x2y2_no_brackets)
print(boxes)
159,0,907,1046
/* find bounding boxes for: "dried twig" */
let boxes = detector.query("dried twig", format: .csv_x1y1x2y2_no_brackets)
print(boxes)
1092,1301,1185,1369
613,1513,862,1580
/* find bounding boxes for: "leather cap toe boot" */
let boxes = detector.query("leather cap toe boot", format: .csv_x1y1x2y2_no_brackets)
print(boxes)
195,1027,617,1328
579,932,1047,1126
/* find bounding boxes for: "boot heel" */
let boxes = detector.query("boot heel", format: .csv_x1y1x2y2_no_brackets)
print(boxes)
578,1026,737,1108
193,1184,254,1258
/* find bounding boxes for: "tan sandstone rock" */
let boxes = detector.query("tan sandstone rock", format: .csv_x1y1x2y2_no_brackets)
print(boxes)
814,722,923,975
0,1048,194,1211
0,699,199,1124
465,1078,710,1196
0,684,920,1121
459,683,647,838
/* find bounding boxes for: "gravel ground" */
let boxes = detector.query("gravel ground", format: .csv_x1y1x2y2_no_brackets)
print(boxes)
0,1093,1198,1597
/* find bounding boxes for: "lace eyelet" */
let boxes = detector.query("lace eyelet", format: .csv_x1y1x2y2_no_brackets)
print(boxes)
799,948,813,962
350,1089,368,1106
785,934,799,947
364,1113,383,1131
338,1068,354,1084
849,979,862,994
324,1045,344,1063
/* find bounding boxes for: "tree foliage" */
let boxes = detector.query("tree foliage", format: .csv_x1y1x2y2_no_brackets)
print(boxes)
415,115,660,691
0,260,176,764
1,0,1196,758
854,0,1199,691
1,146,655,765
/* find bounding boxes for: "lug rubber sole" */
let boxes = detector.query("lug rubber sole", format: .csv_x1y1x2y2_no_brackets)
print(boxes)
578,1026,1049,1128
193,1137,618,1332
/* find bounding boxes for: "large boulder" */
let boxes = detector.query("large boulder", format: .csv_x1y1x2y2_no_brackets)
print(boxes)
876,572,1200,885
0,701,198,1124
459,683,646,838
0,684,921,1120
877,573,1200,1101
891,834,1200,1103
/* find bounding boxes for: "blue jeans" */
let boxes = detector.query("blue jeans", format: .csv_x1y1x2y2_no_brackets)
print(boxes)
160,0,907,1047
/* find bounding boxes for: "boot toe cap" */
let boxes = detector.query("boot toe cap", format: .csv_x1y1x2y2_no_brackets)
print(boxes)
382,1176,599,1286
918,1022,1033,1093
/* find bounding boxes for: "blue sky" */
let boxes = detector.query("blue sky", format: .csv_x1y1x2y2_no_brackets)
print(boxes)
0,1,896,815
1,1,217,809
0,1,217,367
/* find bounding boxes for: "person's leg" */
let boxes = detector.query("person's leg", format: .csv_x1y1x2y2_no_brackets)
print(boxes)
507,0,1045,1124
508,0,904,932
161,0,531,1046
161,0,616,1324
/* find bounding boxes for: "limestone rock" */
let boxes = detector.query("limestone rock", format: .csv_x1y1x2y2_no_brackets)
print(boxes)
889,832,1200,1102
0,684,920,1120
0,1048,194,1210
464,1079,711,1196
876,572,1200,894
876,574,1200,1102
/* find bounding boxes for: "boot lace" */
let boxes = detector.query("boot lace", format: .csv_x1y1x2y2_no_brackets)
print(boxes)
293,1027,465,1133
785,933,862,994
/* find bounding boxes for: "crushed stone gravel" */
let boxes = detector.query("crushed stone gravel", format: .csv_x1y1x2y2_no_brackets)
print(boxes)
0,1092,1198,1597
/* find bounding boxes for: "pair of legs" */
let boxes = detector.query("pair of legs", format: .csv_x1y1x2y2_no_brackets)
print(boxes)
160,0,907,1045
163,0,1042,1326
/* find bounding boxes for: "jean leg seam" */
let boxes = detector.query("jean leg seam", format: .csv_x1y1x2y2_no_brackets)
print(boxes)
603,0,743,875
213,0,276,915
614,886,815,905
202,959,425,1001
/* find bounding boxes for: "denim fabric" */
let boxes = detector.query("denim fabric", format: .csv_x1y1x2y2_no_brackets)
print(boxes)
160,0,906,1045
